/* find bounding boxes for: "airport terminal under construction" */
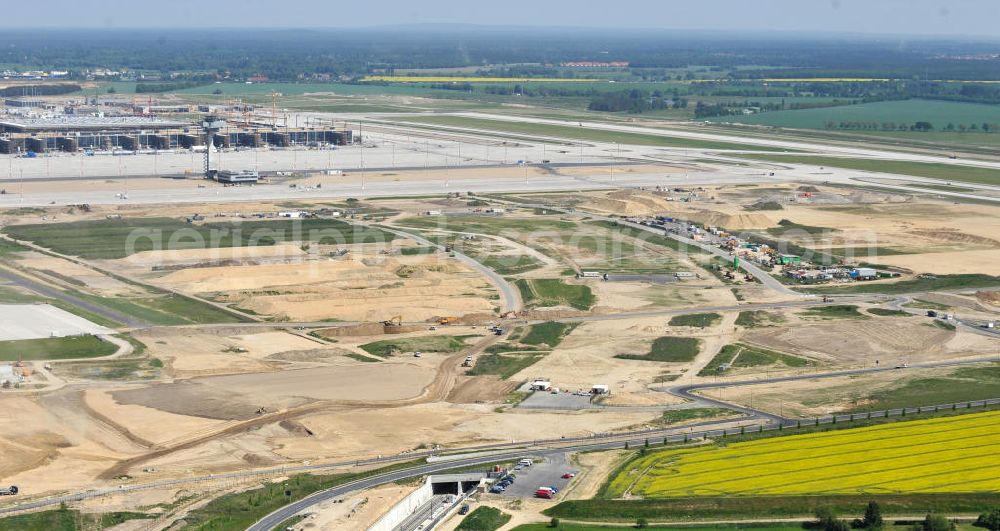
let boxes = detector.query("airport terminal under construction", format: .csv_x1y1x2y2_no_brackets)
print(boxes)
0,115,354,154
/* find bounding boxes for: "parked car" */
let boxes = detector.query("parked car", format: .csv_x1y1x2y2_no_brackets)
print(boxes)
561,473,575,479
458,504,470,515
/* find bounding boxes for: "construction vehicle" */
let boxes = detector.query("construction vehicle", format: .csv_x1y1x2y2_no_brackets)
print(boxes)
383,315,403,327
822,295,832,303
437,316,459,325
0,486,17,496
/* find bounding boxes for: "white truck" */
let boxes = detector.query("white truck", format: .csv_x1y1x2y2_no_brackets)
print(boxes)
0,485,18,496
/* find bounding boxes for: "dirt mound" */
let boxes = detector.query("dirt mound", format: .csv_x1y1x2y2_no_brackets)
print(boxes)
975,291,1000,307
848,191,912,204
279,420,315,436
683,209,775,230
797,185,820,193
266,348,352,362
910,229,1000,247
317,322,420,338
583,190,674,216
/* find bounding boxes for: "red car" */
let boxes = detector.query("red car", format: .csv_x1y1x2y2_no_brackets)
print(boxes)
561,473,575,479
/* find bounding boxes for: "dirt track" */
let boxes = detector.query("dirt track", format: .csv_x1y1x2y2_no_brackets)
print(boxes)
97,334,503,480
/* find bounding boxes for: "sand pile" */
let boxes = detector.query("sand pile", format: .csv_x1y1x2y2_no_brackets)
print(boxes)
848,191,912,204
682,209,775,230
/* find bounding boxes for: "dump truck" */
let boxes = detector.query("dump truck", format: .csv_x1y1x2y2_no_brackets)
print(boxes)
437,316,459,325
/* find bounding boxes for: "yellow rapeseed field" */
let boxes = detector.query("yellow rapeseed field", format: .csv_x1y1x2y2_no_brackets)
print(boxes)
608,410,1000,498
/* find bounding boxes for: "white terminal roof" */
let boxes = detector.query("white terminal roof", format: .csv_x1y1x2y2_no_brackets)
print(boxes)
0,115,189,132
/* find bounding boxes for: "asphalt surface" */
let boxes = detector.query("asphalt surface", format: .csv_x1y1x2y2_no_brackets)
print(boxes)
0,268,145,327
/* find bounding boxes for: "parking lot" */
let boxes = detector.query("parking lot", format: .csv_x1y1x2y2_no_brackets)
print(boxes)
493,452,577,499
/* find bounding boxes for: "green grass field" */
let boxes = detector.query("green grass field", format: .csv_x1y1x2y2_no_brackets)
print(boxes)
0,508,149,531
668,313,721,328
847,364,1000,413
359,335,472,358
515,279,595,311
725,99,1000,131
734,310,784,328
799,305,867,319
69,290,244,326
615,336,701,363
699,343,811,376
398,115,788,151
0,335,118,361
3,218,393,259
519,321,579,348
739,154,1000,186
457,506,511,531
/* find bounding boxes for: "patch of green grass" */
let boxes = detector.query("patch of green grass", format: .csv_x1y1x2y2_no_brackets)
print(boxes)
802,274,1000,295
512,524,804,531
0,335,117,361
543,493,1000,522
668,312,721,328
653,372,682,383
467,352,546,379
520,321,579,348
399,246,436,255
359,335,471,358
0,238,28,257
739,154,1000,187
0,507,150,531
400,115,788,151
457,506,512,531
731,343,812,369
479,254,544,275
515,279,595,311
699,343,811,376
847,364,1000,413
932,320,957,331
799,305,866,319
3,217,393,259
902,299,952,311
345,352,382,363
616,337,701,363
867,308,912,317
734,310,783,328
658,407,734,425
68,291,243,326
0,285,43,303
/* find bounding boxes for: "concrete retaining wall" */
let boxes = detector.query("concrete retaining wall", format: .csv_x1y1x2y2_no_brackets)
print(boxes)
367,477,432,531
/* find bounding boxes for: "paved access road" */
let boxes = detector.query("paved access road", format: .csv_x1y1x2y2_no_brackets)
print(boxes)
0,267,144,327
377,224,522,313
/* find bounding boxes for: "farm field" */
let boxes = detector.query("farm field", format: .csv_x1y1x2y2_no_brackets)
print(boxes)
605,410,1000,498
725,99,1000,131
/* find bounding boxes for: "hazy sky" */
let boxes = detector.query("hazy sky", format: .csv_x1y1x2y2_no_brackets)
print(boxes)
2,0,999,37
